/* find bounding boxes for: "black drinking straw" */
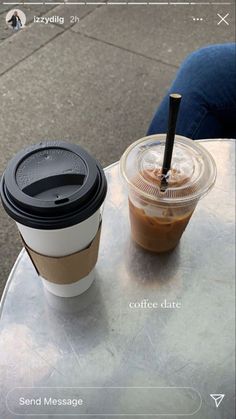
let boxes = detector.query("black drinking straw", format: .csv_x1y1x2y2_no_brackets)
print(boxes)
161,93,182,191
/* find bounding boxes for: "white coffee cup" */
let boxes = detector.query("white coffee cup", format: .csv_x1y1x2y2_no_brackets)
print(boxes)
17,210,101,297
1,141,107,297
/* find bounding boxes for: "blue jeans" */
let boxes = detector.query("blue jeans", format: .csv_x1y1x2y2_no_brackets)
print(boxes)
147,44,236,139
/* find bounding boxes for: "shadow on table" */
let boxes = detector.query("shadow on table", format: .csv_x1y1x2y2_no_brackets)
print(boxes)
44,279,101,315
124,237,181,287
41,277,112,359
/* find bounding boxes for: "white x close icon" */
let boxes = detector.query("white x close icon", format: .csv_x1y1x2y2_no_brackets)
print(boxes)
217,13,230,25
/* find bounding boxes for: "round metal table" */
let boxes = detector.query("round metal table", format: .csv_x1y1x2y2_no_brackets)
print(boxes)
0,140,235,418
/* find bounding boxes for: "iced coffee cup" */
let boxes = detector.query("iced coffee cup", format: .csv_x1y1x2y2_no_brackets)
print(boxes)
120,134,216,252
1,141,107,297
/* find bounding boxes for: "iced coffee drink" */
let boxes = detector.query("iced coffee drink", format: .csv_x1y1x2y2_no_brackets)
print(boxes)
128,198,194,253
120,135,216,253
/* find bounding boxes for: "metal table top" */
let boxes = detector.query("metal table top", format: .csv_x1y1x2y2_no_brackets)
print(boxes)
0,140,235,419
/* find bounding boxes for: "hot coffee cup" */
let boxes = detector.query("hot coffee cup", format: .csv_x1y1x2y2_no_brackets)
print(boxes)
1,141,107,297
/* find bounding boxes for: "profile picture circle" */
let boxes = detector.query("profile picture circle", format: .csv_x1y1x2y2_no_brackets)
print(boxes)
6,9,26,31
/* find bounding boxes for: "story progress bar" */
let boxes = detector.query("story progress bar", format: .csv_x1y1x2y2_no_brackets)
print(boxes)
2,1,233,5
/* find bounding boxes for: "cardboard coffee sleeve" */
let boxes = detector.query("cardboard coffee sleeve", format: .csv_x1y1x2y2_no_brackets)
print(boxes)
22,225,101,284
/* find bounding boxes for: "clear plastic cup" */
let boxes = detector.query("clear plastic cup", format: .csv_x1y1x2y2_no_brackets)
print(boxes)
120,134,217,252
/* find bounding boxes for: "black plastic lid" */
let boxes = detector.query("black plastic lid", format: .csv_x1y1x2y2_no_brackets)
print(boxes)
0,141,107,230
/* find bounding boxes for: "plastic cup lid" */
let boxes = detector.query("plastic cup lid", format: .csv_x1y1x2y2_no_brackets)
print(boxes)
1,141,107,229
120,134,217,205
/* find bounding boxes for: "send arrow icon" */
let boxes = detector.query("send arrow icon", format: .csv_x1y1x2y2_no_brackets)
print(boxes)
210,394,225,408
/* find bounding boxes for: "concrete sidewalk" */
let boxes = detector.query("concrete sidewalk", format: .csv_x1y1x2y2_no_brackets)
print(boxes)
0,1,235,295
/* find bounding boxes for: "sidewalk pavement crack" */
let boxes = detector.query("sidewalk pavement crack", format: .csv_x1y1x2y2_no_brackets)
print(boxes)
0,29,65,78
0,1,105,78
71,30,179,69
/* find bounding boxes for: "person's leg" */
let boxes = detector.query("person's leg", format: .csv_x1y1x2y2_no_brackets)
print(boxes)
147,44,236,139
